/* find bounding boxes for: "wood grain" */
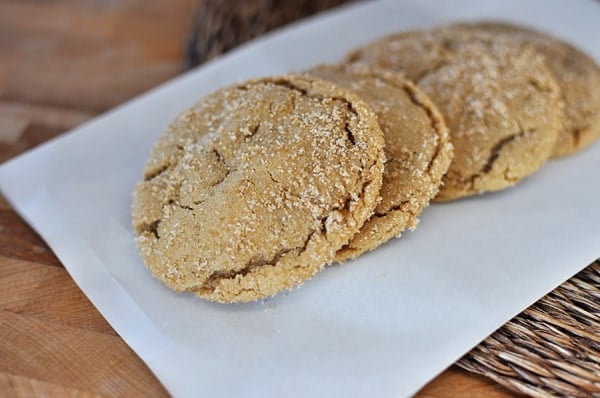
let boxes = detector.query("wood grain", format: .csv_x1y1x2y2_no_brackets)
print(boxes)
0,255,113,334
0,1,519,396
0,211,62,267
0,0,196,113
0,101,93,162
0,310,168,397
0,373,105,398
417,368,519,397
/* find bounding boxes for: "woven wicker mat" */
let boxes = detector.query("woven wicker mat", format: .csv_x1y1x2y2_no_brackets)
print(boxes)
186,2,600,396
458,261,600,397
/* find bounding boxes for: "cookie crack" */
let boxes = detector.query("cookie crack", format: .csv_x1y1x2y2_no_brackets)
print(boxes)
242,122,260,138
264,170,304,202
343,104,356,145
265,170,280,185
260,80,361,147
145,143,186,182
527,77,554,94
196,230,319,294
138,220,161,239
194,177,373,294
212,148,223,163
481,129,526,174
143,163,170,181
404,84,447,177
270,81,309,97
464,126,528,189
173,201,193,211
210,147,231,187
373,200,412,219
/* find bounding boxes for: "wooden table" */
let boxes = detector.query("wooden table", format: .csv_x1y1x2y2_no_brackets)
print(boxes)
0,1,519,396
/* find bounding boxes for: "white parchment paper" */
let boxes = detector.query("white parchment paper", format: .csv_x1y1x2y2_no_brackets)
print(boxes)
1,0,600,396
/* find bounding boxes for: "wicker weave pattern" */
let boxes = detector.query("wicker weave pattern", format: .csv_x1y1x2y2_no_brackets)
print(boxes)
458,261,600,397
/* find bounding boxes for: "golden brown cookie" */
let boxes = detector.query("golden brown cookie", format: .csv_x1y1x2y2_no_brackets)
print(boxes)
347,29,561,201
447,21,600,158
132,75,385,303
305,64,452,261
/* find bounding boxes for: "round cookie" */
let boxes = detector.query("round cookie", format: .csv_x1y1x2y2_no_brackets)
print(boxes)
447,21,600,158
305,64,452,261
132,75,385,303
347,29,562,201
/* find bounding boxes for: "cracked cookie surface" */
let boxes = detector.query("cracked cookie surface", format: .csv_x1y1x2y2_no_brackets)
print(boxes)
131,75,385,303
347,29,561,200
306,64,452,261
448,21,600,158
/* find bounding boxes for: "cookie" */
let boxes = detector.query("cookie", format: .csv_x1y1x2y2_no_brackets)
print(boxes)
447,21,600,158
347,29,561,201
305,64,452,261
132,75,385,303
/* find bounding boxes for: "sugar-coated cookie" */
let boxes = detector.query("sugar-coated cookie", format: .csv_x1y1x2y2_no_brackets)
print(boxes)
347,29,562,201
132,75,385,303
448,21,600,158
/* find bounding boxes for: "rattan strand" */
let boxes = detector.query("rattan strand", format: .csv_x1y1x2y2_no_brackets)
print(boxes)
458,261,600,397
